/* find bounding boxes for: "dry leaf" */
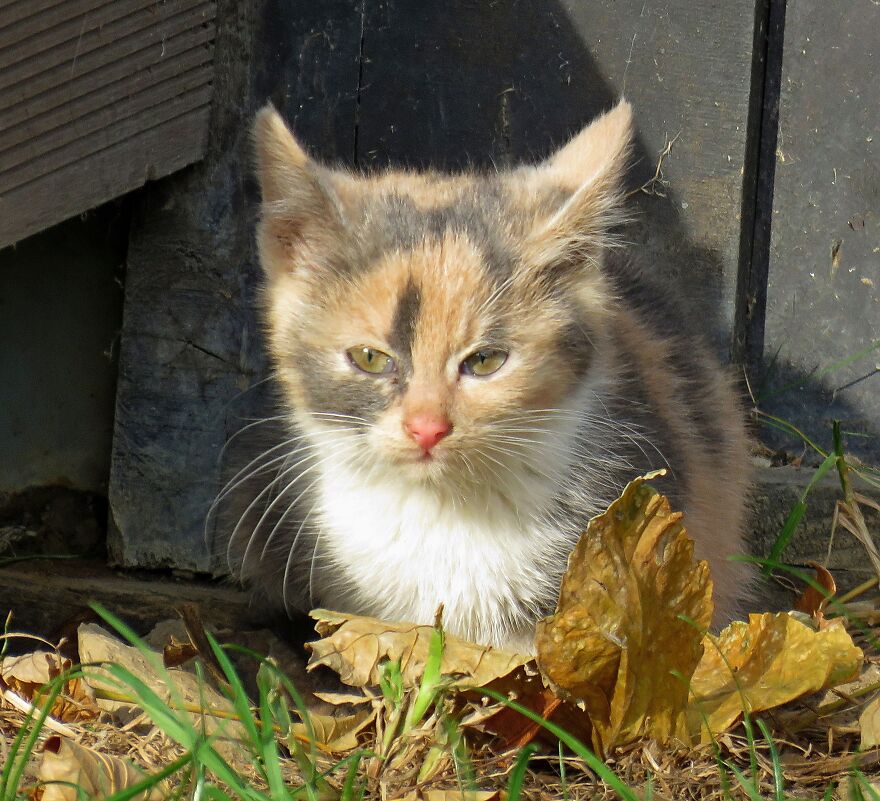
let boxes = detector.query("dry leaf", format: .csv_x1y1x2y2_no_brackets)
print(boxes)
793,562,836,625
308,610,533,689
78,623,242,738
835,494,880,584
1,651,97,722
535,473,714,752
688,613,863,741
394,792,500,801
860,694,880,748
313,691,373,706
1,651,61,687
292,706,377,752
39,735,166,801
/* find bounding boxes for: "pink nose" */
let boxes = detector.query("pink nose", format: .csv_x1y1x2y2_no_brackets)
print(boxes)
404,413,452,451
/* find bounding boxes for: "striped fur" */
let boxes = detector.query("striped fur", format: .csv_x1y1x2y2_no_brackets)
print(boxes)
223,101,751,652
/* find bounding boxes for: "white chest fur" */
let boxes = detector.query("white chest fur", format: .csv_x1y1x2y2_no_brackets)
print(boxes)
313,458,570,650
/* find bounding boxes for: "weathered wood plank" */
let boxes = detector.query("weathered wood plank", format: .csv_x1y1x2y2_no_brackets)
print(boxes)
0,0,69,32
0,0,216,250
0,75,214,192
1,24,214,130
0,1,214,91
108,0,364,570
0,5,213,106
759,0,880,462
357,0,759,355
0,0,162,70
0,105,211,248
0,0,116,51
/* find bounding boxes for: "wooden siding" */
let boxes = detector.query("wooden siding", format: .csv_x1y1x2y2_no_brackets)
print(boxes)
0,0,216,250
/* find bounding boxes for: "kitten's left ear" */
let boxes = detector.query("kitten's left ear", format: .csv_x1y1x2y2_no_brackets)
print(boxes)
522,100,634,268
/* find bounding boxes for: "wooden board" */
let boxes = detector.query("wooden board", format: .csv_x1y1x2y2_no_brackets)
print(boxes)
109,0,763,571
108,0,364,570
759,0,880,462
356,0,759,356
0,0,217,249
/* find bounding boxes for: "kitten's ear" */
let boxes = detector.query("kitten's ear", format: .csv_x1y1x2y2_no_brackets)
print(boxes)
522,100,634,269
252,105,347,274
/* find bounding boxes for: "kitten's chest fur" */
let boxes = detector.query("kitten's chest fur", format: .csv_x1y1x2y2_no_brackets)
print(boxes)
314,455,572,650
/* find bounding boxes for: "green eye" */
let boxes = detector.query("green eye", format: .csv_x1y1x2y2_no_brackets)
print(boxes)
461,348,508,377
346,346,396,375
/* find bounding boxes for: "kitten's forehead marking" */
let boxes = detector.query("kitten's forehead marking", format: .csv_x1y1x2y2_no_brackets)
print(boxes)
388,277,421,364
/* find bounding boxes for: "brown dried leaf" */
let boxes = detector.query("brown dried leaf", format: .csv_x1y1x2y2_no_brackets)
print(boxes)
38,735,166,801
535,473,714,752
793,562,836,626
688,613,863,741
1,651,60,687
861,694,880,748
1,651,98,722
308,610,533,689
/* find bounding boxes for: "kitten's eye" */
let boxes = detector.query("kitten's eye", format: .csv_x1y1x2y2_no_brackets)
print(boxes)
346,346,396,375
461,349,508,377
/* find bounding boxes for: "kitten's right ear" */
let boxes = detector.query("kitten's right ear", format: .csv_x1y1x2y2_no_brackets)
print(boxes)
252,105,346,273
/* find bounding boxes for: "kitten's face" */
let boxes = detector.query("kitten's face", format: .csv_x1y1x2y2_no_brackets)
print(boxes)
253,103,633,486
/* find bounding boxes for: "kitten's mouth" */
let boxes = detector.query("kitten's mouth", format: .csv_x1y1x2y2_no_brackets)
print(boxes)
393,447,450,470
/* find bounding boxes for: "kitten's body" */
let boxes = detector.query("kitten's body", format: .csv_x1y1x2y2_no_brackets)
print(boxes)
224,102,751,652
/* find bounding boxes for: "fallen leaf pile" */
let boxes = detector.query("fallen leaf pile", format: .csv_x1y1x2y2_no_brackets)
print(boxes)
1,471,876,800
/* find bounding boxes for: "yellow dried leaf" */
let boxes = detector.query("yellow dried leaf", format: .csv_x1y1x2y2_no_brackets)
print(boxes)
308,610,533,689
39,736,166,801
688,613,863,741
860,694,880,748
394,792,500,801
534,473,714,752
292,707,377,752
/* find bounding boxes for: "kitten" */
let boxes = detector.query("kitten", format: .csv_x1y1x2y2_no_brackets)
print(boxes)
224,100,751,653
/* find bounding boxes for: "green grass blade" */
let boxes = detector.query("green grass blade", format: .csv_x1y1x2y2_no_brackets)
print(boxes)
97,663,254,799
405,624,444,729
756,718,784,801
205,633,263,763
764,450,838,571
728,764,763,801
99,751,193,801
1,676,66,801
340,752,366,801
558,741,569,801
741,712,758,788
855,770,880,801
255,665,289,801
506,744,538,801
